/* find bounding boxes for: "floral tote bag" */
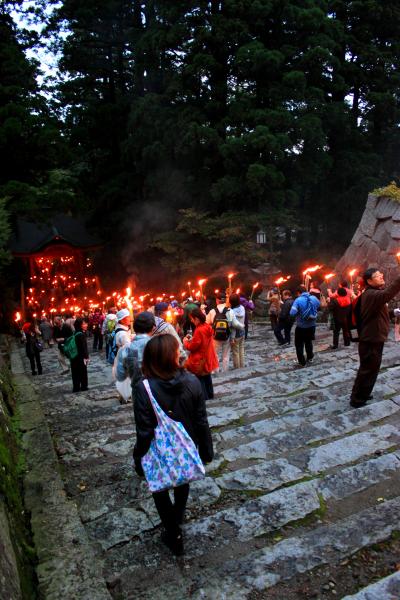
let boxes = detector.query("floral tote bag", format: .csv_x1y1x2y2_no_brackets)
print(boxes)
141,379,205,492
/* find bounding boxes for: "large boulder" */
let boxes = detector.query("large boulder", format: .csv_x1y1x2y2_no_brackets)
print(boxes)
335,192,400,285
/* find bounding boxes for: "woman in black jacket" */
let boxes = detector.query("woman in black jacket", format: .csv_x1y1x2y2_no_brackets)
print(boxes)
70,317,89,392
133,334,213,556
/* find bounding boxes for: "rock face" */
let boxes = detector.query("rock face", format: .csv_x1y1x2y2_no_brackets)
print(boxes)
335,193,400,284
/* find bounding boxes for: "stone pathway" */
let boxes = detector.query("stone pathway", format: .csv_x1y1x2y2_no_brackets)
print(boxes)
14,323,400,599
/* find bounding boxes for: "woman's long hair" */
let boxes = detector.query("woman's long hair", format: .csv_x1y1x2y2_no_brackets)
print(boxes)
190,307,206,323
142,334,180,379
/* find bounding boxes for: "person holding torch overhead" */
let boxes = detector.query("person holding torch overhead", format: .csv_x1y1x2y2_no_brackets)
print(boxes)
350,263,400,408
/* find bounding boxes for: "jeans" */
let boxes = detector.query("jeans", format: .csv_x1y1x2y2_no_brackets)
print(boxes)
294,326,315,366
214,339,231,372
231,337,245,368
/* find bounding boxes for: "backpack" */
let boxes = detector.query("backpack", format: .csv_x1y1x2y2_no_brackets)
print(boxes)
107,318,116,334
107,327,124,365
301,296,318,321
63,332,82,360
213,307,231,341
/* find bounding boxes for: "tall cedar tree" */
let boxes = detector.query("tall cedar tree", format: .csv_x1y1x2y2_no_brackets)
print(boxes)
20,0,400,276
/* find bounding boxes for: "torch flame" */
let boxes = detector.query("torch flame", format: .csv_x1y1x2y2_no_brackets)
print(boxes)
227,273,234,280
14,312,21,322
198,279,206,286
349,269,357,277
252,282,259,289
324,273,335,281
303,265,322,276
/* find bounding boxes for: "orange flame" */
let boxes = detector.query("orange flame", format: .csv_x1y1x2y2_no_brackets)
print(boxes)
14,312,21,322
198,279,206,286
252,282,259,289
227,273,234,280
349,269,357,277
324,273,335,281
303,265,322,276
275,276,291,286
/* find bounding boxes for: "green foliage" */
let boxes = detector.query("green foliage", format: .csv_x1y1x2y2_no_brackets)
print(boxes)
0,197,11,270
372,181,400,202
151,207,293,275
4,0,400,280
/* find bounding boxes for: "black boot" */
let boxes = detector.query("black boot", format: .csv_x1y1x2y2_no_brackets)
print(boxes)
161,529,184,556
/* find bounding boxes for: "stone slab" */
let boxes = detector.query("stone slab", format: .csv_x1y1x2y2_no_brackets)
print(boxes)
85,507,155,551
374,197,397,220
135,497,400,600
341,570,400,599
223,402,400,462
216,459,305,492
185,481,320,548
307,424,400,473
318,453,400,500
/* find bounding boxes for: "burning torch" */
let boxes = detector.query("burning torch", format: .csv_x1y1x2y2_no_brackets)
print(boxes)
274,276,291,299
250,282,259,301
349,269,357,292
303,265,322,291
124,287,134,333
198,279,207,304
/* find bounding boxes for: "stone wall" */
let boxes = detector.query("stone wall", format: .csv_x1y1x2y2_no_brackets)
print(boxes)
0,338,37,600
335,194,400,285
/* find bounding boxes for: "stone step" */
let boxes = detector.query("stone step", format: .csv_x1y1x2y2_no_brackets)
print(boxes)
103,452,400,590
211,340,400,392
222,400,400,462
217,451,400,495
103,480,322,584
341,570,400,599
127,496,400,600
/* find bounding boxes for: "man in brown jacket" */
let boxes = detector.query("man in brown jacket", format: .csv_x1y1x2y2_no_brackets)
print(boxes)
350,267,400,407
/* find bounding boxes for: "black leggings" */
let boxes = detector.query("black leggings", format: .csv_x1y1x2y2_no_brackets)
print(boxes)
152,484,190,535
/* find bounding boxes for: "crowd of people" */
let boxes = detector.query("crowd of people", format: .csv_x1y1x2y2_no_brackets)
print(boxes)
18,267,400,556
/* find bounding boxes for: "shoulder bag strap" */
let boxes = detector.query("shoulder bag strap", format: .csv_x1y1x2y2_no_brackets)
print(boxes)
142,379,164,426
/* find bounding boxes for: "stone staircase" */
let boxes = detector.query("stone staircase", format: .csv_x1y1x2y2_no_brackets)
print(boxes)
17,323,400,599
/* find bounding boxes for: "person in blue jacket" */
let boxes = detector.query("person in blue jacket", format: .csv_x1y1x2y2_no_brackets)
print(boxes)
290,285,320,367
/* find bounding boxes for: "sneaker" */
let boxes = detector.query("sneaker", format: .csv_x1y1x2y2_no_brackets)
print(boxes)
307,358,313,364
293,360,306,368
350,398,367,408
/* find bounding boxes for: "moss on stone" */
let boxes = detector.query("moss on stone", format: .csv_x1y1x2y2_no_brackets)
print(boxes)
0,355,37,599
372,181,400,202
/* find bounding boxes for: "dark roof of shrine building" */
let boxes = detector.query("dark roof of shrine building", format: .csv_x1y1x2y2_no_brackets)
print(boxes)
10,215,101,256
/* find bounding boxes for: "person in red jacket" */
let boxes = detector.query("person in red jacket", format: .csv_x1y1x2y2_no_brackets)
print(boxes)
329,287,352,348
183,308,218,400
